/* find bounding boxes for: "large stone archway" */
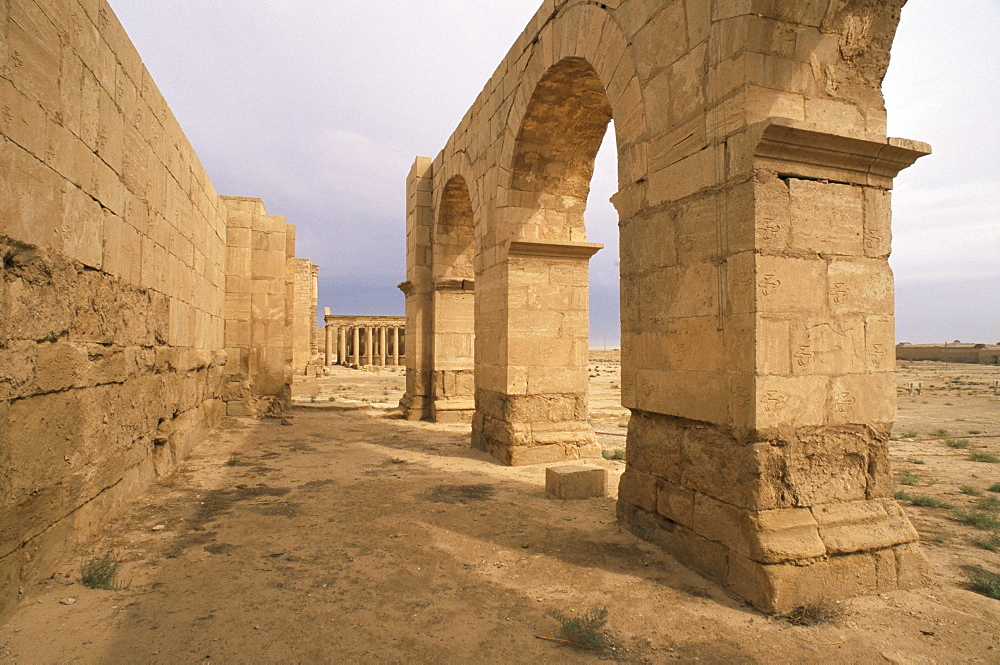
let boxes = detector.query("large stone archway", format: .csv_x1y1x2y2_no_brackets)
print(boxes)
401,0,931,612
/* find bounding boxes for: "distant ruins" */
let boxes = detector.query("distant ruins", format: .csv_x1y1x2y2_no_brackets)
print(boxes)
897,342,1000,365
321,311,405,368
0,2,316,616
402,0,931,611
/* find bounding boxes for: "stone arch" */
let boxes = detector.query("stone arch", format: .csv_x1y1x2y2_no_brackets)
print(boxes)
403,0,932,613
428,174,477,422
504,56,613,243
434,175,475,278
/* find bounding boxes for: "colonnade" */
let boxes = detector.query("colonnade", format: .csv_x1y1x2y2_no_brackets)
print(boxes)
322,314,405,367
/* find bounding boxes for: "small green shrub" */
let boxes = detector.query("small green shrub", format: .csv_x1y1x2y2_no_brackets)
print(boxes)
973,533,1000,552
989,483,1000,493
906,457,926,465
969,451,1000,463
900,431,918,439
226,454,240,466
894,489,912,501
967,568,1000,600
80,553,130,591
895,469,921,486
976,496,1000,511
602,448,626,461
946,439,971,449
908,495,955,510
930,428,950,437
968,430,983,435
546,606,611,652
953,510,1000,531
960,485,984,496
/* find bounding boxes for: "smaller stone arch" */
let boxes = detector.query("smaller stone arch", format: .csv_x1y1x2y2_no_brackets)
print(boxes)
429,174,476,422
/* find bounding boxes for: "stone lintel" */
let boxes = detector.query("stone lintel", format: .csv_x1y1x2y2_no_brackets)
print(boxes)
434,278,475,292
753,117,931,189
507,240,604,260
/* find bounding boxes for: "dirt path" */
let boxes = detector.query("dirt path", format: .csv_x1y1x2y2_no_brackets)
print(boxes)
2,362,999,663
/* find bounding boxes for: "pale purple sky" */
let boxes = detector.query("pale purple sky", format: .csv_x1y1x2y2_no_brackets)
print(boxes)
109,0,999,345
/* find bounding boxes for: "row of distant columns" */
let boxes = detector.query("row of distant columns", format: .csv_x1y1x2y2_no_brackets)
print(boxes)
324,325,403,367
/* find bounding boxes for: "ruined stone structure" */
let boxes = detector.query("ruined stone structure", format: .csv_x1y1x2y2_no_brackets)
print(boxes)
323,312,405,368
897,342,1000,365
0,1,313,616
291,258,320,374
402,0,932,611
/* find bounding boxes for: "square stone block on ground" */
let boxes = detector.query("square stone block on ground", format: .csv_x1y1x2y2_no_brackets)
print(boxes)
546,464,608,499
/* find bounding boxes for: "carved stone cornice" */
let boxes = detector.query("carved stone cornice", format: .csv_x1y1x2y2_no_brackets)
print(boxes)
753,117,931,188
434,278,475,292
506,240,604,259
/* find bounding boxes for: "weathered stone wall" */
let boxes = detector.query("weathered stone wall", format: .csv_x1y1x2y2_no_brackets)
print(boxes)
290,258,319,373
220,196,294,415
0,0,305,618
897,343,1000,365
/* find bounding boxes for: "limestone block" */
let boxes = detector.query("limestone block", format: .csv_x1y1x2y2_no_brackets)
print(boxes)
753,374,826,429
827,258,893,317
692,493,752,557
626,411,684,478
753,254,827,315
636,368,728,425
61,181,105,270
829,373,895,425
729,550,878,614
893,543,930,590
647,146,717,206
787,178,864,256
756,317,790,375
656,481,695,528
0,138,62,250
787,318,865,376
631,2,686,81
747,507,827,563
618,469,657,512
863,187,892,258
804,98,867,137
546,464,607,499
864,316,895,371
5,1,60,111
812,499,919,555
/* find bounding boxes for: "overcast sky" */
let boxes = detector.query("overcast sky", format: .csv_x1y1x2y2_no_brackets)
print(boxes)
108,0,998,345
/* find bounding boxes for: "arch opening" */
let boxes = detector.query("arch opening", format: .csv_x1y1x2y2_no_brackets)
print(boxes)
508,57,614,243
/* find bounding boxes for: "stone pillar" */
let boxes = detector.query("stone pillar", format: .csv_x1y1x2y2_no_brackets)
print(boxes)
399,157,435,420
614,119,932,613
338,326,347,366
351,327,360,366
324,325,334,366
379,326,387,366
472,240,602,465
364,327,374,366
431,279,476,422
392,327,400,366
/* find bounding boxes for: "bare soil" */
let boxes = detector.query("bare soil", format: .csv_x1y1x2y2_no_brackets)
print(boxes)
2,358,999,663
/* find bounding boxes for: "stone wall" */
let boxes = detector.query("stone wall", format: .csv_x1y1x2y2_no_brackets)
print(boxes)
897,343,1000,365
290,257,318,374
0,0,308,618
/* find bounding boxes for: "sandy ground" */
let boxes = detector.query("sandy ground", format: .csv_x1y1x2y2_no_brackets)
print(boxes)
2,357,1000,663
